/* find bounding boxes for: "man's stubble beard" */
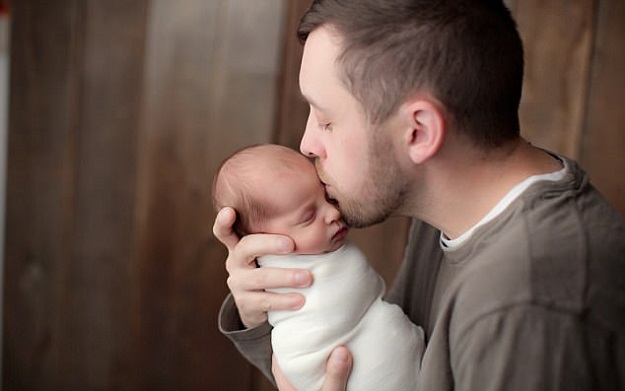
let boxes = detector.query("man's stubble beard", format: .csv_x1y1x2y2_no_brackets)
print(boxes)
334,126,408,229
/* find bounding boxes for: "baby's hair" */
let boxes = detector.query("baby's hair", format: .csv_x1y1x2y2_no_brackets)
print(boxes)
212,144,304,236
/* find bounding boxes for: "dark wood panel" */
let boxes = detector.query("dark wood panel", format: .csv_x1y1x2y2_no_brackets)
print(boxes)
275,0,313,151
206,0,288,165
514,0,594,157
133,1,286,390
63,1,148,389
4,0,288,389
3,1,83,389
5,0,623,390
580,0,625,216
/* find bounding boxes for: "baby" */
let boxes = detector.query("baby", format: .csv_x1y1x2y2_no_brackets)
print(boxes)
213,144,424,391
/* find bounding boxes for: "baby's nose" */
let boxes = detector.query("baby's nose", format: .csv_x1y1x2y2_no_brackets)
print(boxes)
324,204,341,224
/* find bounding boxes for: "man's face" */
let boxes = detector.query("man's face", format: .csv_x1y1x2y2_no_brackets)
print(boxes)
299,26,408,228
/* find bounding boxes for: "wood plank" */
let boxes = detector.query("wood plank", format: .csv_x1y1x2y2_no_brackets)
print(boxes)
61,1,148,389
12,1,622,390
514,0,595,158
274,0,313,151
135,2,233,388
580,0,625,216
3,0,82,389
207,0,288,165
134,0,286,389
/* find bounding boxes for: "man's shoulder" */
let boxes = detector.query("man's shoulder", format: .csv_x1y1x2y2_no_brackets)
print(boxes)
446,196,625,338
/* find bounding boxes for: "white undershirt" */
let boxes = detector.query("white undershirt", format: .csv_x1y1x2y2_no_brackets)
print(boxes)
441,159,568,249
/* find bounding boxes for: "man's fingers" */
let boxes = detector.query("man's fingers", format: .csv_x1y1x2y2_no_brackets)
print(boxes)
229,267,312,291
229,270,309,328
235,290,305,318
212,207,239,250
236,233,295,259
213,207,295,260
322,346,352,391
227,233,295,269
216,221,302,329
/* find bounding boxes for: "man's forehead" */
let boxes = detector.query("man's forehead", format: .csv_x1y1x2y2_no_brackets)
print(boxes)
299,26,342,97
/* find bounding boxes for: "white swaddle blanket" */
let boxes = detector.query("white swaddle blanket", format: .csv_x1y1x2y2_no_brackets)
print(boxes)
259,243,424,391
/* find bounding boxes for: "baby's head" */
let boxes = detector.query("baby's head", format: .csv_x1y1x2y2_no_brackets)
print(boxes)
213,144,347,254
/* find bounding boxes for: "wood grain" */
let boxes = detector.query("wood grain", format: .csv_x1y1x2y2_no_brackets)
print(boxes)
580,0,625,216
4,0,624,390
133,0,286,389
514,0,594,158
4,1,84,388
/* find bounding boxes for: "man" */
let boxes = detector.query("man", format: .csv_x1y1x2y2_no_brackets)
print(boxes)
214,1,625,390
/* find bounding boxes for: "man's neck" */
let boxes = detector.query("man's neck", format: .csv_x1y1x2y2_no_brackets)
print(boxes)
413,139,563,240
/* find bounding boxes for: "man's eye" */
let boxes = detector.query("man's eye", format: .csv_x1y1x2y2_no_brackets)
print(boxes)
320,122,332,131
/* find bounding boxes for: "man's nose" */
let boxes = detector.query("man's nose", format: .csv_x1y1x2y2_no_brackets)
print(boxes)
300,115,324,158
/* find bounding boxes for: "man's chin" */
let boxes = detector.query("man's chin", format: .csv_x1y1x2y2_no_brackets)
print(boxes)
340,200,397,229
342,211,385,229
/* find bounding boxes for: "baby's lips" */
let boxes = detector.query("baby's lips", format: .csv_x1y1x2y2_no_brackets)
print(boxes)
332,225,348,241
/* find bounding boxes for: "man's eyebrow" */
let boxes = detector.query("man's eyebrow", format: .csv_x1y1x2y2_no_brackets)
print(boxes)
300,92,328,113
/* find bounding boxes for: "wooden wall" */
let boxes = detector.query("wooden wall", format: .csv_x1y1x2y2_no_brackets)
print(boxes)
4,0,286,390
510,0,625,215
3,0,623,390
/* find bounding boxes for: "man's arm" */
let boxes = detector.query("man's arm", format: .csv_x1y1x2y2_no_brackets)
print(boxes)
218,293,275,380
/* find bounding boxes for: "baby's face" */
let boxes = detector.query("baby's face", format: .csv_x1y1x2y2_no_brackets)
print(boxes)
262,164,348,254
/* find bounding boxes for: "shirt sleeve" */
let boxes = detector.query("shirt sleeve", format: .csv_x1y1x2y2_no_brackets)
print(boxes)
452,304,601,391
218,294,275,384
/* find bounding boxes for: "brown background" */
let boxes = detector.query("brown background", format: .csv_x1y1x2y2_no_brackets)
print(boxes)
3,0,624,390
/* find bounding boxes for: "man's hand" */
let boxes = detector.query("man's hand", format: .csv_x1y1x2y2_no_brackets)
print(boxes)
213,207,313,328
273,347,353,391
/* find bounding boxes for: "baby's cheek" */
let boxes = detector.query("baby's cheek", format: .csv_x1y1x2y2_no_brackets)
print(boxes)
301,230,326,254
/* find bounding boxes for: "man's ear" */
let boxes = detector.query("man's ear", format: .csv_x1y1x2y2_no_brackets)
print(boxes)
401,98,445,164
